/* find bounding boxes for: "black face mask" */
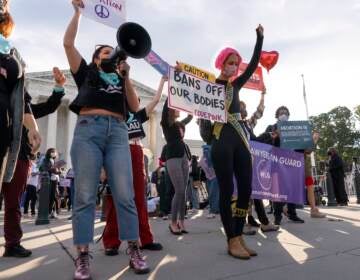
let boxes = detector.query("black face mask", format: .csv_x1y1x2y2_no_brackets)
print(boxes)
327,152,332,156
100,59,117,73
100,48,127,74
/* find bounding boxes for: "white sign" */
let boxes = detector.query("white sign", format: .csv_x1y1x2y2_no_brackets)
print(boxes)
168,67,227,123
81,0,126,29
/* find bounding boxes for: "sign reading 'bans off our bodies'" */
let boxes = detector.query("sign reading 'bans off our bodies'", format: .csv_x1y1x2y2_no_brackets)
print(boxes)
168,67,227,123
81,0,126,29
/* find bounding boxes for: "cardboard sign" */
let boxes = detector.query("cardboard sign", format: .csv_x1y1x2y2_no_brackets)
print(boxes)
168,67,226,123
279,121,314,150
81,0,126,29
179,62,216,82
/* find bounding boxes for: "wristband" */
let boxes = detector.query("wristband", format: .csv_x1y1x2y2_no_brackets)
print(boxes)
54,86,65,93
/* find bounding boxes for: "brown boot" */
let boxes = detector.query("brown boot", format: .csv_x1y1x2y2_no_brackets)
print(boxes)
228,237,250,259
238,236,257,257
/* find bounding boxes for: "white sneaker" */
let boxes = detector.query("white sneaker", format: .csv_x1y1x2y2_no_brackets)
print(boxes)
206,213,216,219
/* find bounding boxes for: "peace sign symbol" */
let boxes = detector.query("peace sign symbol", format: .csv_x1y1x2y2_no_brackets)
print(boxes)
94,4,110,19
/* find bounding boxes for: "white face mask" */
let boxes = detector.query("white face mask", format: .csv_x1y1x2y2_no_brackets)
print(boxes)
223,65,238,77
278,114,289,122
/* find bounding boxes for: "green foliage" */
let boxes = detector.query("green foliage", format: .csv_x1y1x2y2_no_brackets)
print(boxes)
310,106,360,164
355,105,360,122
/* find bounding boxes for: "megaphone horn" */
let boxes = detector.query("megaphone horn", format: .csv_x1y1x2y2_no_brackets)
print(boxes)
100,22,152,74
116,22,152,59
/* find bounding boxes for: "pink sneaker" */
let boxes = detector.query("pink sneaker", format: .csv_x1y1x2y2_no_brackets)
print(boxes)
127,244,150,274
74,252,91,280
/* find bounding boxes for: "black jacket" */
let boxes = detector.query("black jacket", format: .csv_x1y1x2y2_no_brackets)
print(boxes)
19,90,65,160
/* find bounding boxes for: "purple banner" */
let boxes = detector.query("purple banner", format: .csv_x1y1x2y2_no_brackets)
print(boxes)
144,50,170,76
250,141,305,204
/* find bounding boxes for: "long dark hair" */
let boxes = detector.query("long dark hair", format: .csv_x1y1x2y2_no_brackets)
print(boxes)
275,106,290,119
45,148,56,159
87,44,113,88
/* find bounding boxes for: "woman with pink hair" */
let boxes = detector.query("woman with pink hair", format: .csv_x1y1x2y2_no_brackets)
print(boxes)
211,25,263,259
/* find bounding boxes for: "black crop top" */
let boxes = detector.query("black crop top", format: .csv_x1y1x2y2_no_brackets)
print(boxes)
69,58,126,115
161,98,193,160
216,32,263,115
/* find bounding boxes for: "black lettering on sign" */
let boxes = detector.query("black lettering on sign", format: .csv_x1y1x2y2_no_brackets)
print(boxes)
169,86,192,102
206,84,223,97
174,71,201,90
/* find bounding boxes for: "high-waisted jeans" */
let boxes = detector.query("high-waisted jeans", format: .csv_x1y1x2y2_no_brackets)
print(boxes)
70,115,138,245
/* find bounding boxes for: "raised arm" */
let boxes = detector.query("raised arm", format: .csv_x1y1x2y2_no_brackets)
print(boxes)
232,25,264,89
31,67,66,119
145,76,167,116
248,87,266,128
181,114,193,125
161,97,170,128
63,0,83,73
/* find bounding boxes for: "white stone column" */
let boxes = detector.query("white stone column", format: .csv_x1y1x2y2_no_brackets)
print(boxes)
46,110,58,149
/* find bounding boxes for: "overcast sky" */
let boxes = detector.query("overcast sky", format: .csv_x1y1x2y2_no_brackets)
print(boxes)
8,0,360,138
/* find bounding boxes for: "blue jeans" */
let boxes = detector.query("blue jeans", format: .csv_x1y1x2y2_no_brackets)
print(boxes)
187,177,200,209
207,178,220,214
71,115,138,245
202,145,219,214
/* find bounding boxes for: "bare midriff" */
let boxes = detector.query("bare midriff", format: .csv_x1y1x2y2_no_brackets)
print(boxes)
79,107,124,121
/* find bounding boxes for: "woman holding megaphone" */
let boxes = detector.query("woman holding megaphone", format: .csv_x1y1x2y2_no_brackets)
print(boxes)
64,0,150,278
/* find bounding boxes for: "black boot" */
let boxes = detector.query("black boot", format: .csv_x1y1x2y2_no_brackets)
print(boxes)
3,245,32,258
247,215,260,227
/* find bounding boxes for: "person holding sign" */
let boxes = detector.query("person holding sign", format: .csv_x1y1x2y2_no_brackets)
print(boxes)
238,96,280,233
64,0,149,278
161,93,193,235
210,25,264,260
262,106,305,225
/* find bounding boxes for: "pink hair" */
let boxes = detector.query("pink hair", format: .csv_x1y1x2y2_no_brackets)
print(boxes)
214,47,242,70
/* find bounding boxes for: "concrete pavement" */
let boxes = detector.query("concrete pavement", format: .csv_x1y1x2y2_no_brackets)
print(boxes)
1,202,360,280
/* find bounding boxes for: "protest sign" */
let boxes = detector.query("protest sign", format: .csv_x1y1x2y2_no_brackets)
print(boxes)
168,67,226,123
144,50,170,76
81,0,126,29
236,62,265,91
250,141,305,204
279,121,314,150
179,62,216,82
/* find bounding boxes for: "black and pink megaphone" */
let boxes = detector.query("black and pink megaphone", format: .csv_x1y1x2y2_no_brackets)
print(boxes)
101,22,152,74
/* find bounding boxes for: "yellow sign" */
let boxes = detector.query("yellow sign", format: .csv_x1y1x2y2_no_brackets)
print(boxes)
178,62,216,82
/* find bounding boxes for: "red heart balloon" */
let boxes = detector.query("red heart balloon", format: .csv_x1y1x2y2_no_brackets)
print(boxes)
260,51,279,73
